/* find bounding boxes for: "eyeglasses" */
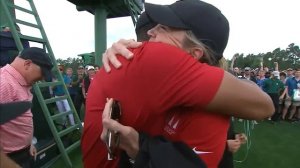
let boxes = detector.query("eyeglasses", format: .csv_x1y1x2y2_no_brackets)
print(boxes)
106,100,121,160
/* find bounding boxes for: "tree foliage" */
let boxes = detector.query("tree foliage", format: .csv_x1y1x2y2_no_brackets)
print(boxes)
56,43,300,71
56,57,83,70
228,43,300,70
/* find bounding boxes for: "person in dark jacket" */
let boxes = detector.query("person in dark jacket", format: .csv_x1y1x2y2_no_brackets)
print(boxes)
82,66,96,100
218,120,247,168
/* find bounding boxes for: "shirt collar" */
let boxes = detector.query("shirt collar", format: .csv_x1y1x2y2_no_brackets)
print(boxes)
4,64,29,86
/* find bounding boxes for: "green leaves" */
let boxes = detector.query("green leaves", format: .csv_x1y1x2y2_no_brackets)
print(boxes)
229,43,299,70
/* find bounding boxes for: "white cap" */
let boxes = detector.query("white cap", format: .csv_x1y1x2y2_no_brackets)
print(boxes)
272,71,280,77
87,66,95,71
244,67,251,71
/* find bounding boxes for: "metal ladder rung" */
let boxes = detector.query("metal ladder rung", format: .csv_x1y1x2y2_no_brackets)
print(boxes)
39,154,61,168
65,140,80,154
125,0,142,9
51,110,73,120
16,19,40,29
19,34,46,43
7,3,35,15
37,81,63,88
58,124,81,138
44,95,68,104
36,142,56,155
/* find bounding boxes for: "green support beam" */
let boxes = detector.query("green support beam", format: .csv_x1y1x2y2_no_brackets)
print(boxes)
94,4,107,66
67,0,143,66
0,0,15,27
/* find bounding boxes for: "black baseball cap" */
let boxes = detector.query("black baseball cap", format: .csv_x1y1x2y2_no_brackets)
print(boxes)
0,101,31,125
144,0,230,60
19,47,54,79
135,12,156,41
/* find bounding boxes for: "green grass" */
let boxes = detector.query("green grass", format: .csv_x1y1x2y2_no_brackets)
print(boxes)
234,120,300,168
50,120,300,168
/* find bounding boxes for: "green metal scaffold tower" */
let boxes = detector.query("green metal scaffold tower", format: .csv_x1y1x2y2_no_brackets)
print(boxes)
67,0,144,66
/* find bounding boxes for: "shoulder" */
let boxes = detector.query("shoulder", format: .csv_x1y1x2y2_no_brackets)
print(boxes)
287,77,294,83
0,77,16,102
84,76,89,80
130,42,217,73
0,67,16,87
132,42,191,63
262,78,269,82
0,79,14,91
72,75,78,80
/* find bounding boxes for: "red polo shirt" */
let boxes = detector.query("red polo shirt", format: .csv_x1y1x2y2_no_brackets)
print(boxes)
81,42,229,168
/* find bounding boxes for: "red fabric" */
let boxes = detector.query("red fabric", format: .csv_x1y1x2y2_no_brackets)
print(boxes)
162,110,229,168
81,42,228,168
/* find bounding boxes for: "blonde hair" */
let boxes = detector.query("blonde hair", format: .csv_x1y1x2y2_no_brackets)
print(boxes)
182,30,227,69
218,57,228,70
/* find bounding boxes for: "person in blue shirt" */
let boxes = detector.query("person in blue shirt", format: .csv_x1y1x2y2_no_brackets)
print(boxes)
280,68,300,120
63,67,77,102
256,70,266,89
52,65,75,126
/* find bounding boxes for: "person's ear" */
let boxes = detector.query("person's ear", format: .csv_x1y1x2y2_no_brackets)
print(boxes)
190,48,204,60
23,59,32,70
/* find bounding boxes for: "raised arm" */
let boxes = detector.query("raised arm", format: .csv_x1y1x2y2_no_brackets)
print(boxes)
274,62,279,71
280,87,288,99
230,54,238,71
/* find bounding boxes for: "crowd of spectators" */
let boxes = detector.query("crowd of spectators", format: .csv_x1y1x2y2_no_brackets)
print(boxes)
230,63,300,122
51,64,98,122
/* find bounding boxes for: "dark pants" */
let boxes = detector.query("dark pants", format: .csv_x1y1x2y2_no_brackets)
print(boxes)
70,93,77,103
74,92,84,120
7,146,32,168
268,93,281,121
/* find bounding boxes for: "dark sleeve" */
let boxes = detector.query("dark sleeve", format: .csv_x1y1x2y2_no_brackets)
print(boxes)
227,120,236,140
250,76,257,83
119,133,207,168
218,120,235,168
218,149,234,168
280,81,285,91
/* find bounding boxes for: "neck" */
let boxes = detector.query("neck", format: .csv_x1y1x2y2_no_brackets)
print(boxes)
10,61,23,76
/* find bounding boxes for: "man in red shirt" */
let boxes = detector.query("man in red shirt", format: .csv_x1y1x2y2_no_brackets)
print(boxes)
82,1,273,168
